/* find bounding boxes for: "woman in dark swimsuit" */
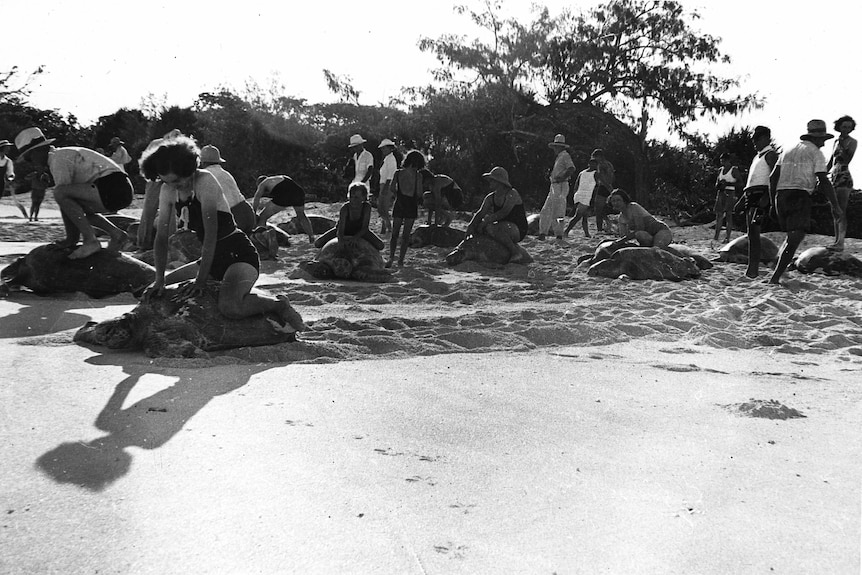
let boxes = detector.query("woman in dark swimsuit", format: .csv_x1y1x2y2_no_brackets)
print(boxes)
386,150,425,268
314,182,384,250
466,166,528,263
139,135,305,333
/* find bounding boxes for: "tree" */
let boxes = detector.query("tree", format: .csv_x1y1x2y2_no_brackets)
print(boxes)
541,0,762,140
0,66,44,106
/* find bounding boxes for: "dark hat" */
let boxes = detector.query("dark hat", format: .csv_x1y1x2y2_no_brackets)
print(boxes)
801,119,833,141
482,166,511,187
752,125,771,140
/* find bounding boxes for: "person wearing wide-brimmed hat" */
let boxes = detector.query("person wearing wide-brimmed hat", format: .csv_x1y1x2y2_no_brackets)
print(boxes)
15,127,134,259
0,138,29,219
376,138,398,234
199,144,255,235
345,134,374,198
466,166,529,263
740,125,779,278
767,119,842,284
826,115,857,251
107,136,132,172
538,134,576,240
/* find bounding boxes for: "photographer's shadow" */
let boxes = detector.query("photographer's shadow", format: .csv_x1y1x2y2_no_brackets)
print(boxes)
36,352,270,491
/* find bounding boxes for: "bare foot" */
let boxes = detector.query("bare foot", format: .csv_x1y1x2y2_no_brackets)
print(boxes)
276,295,307,332
53,238,79,249
68,242,102,260
107,232,132,252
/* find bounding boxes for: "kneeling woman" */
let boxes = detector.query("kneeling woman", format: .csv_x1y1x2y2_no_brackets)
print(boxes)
140,135,305,333
607,189,672,248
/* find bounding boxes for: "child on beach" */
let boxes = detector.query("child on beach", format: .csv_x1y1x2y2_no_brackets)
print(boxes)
314,182,384,250
564,157,599,238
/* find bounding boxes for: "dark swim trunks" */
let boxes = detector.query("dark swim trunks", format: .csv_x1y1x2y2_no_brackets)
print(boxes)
95,172,133,212
774,189,811,232
204,230,260,280
270,177,305,207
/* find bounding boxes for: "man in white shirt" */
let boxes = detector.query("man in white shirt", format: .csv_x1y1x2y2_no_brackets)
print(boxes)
200,145,255,234
538,134,575,240
768,119,842,284
377,138,397,233
348,134,373,196
108,137,132,172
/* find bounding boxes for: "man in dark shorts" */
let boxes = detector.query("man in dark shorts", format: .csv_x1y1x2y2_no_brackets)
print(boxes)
252,174,316,243
768,119,843,284
15,127,133,259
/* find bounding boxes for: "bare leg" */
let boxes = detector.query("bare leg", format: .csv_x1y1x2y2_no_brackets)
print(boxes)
831,187,851,250
314,227,337,249
770,229,805,284
398,218,415,266
386,217,404,267
486,221,522,262
294,206,316,242
217,263,306,331
53,184,109,259
255,201,285,228
87,213,131,251
745,211,761,278
594,196,607,232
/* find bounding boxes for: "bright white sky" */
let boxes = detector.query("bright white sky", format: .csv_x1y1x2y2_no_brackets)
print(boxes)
5,0,862,152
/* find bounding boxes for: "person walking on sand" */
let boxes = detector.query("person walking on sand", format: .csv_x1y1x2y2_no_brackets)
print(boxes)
199,145,255,235
15,127,133,259
0,139,28,219
386,150,425,268
741,126,779,278
377,138,398,234
713,152,743,244
826,115,857,251
314,182,385,250
564,157,599,238
466,166,529,263
140,134,306,335
538,134,575,240
252,174,316,243
768,119,843,285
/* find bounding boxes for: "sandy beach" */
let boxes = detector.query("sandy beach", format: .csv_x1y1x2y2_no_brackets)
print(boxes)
1,197,860,574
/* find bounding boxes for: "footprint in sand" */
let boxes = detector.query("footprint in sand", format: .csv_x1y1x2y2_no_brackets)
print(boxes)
284,420,314,427
373,447,404,457
405,475,437,486
433,542,468,559
448,502,477,514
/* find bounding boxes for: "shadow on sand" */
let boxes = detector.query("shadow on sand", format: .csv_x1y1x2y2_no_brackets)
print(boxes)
35,351,271,491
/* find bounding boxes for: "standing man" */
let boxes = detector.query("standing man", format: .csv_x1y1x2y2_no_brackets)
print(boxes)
591,148,615,233
348,134,374,197
199,144,255,234
15,127,133,259
0,138,28,219
108,137,132,173
741,126,779,278
377,138,398,234
768,119,842,284
252,174,316,243
538,134,575,240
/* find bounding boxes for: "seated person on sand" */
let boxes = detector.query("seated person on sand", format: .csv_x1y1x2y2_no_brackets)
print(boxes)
466,166,529,263
421,169,461,227
252,174,315,243
14,127,133,259
606,188,672,249
314,182,385,250
139,134,306,334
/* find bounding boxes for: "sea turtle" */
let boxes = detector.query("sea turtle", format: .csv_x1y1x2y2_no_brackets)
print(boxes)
445,234,533,266
790,246,862,277
409,224,466,248
1,244,155,298
718,234,779,264
299,236,392,282
279,215,337,236
587,247,701,281
576,240,712,271
74,281,300,357
663,244,714,270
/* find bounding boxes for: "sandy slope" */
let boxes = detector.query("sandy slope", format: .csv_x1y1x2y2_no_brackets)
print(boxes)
0,197,860,574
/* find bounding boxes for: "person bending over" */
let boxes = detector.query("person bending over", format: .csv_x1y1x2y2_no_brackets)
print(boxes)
140,134,306,333
314,182,384,250
252,174,315,243
606,189,672,249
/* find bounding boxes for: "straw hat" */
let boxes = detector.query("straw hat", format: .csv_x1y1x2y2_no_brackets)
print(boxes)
378,138,395,148
200,145,226,164
15,127,55,158
348,134,367,147
548,134,570,149
800,119,834,141
482,166,512,187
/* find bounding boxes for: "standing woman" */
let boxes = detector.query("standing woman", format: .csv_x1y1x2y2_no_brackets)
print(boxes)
386,150,425,268
713,153,743,244
139,135,306,333
827,115,857,251
606,189,673,249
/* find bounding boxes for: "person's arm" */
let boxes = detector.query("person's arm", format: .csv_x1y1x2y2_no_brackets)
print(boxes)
466,194,492,236
359,202,372,235
768,165,781,212
844,138,858,165
137,180,162,249
252,179,268,213
553,166,576,184
483,190,517,225
732,167,744,194
361,152,373,183
336,204,350,241
817,172,842,218
191,173,221,293
146,187,174,299
4,158,14,180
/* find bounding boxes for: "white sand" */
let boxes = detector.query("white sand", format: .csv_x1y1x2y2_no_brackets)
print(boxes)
1,198,860,574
